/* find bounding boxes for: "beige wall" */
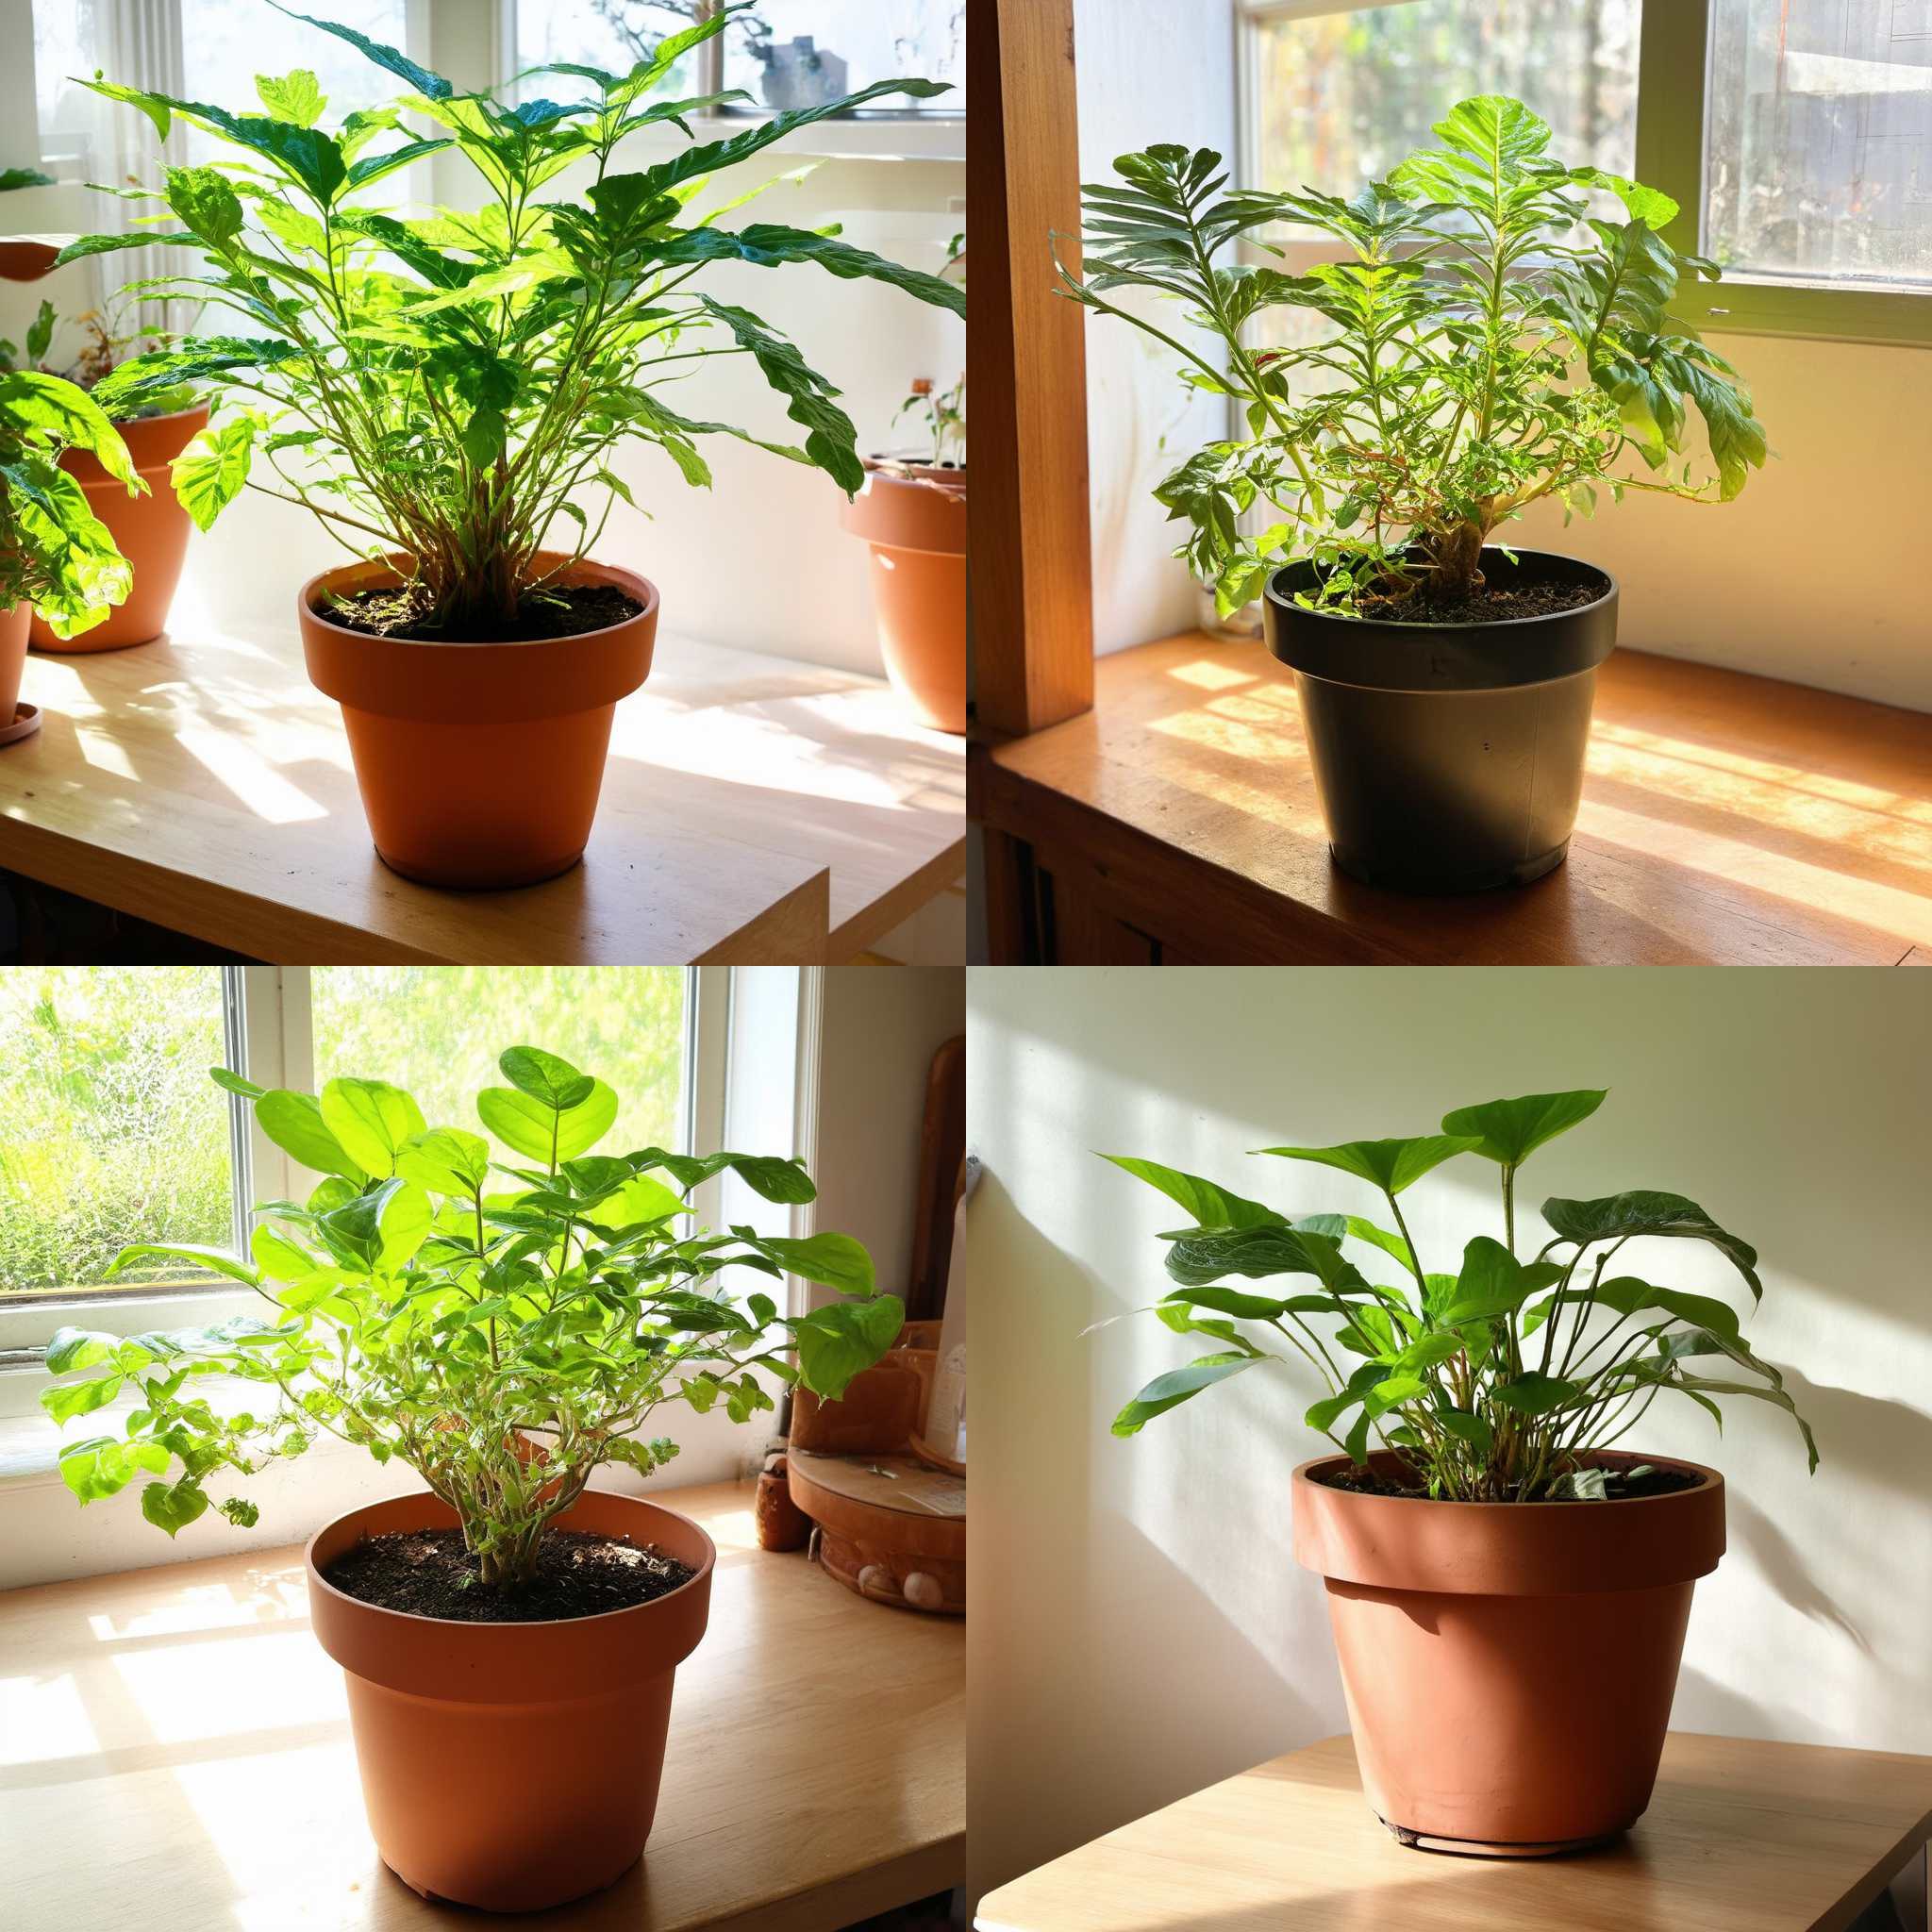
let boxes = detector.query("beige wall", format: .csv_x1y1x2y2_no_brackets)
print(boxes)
964,965,1932,1904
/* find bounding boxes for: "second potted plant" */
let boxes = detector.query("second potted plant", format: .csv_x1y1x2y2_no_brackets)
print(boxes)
1106,1086,1814,1853
42,1042,904,1910
1061,99,1768,892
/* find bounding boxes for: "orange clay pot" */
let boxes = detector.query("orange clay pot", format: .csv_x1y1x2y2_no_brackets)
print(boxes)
29,403,208,654
307,1490,715,1912
1,602,29,728
841,460,966,734
297,552,658,889
1292,1449,1724,1855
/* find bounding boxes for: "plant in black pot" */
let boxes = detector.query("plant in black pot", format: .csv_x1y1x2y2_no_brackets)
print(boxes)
1059,98,1767,892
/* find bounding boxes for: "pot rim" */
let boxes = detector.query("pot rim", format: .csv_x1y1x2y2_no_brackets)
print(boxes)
1292,1447,1721,1508
1265,545,1618,632
298,551,661,652
303,1487,718,1633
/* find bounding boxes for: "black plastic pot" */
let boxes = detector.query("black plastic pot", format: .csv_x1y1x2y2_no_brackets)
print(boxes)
1262,548,1618,893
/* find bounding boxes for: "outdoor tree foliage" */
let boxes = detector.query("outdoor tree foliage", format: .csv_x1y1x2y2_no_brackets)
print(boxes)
1105,1089,1815,1501
63,0,964,633
1058,96,1767,616
42,1046,904,1587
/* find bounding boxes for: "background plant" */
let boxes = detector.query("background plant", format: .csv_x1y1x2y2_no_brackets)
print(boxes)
1058,96,1766,616
0,290,197,425
890,228,965,467
62,1,964,634
1106,1088,1815,1500
42,1044,903,1584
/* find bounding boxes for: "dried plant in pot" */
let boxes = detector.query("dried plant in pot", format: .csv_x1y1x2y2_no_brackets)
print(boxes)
42,1043,905,1910
1061,99,1769,892
66,1,965,887
1105,1088,1816,1854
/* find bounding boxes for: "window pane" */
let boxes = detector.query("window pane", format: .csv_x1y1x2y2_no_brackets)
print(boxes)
178,0,411,164
1251,0,1641,194
1706,0,1932,291
309,969,688,1159
0,970,237,1298
722,1,965,114
513,1,708,100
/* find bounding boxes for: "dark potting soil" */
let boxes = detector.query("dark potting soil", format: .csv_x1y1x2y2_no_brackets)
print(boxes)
322,1526,695,1622
1357,580,1601,625
1312,1462,1705,1504
322,581,643,643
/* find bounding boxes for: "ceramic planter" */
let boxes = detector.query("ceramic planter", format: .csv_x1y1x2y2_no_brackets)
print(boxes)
29,402,209,654
1292,1449,1724,1854
0,602,36,745
307,1490,715,1911
1262,548,1618,893
841,460,966,734
297,551,658,889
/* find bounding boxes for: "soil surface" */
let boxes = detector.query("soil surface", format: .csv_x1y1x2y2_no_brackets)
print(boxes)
322,1526,695,1622
1312,1461,1704,1504
322,581,642,643
1357,580,1601,625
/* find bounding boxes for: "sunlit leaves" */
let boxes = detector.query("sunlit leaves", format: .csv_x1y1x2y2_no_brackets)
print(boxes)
791,1292,906,1397
1097,1155,1286,1230
1255,1135,1481,1197
477,1079,617,1165
1114,1352,1268,1438
1541,1191,1763,1302
1440,1091,1607,1170
172,416,258,533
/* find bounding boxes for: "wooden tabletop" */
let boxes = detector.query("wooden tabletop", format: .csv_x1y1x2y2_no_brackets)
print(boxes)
981,633,1932,965
2,624,964,964
976,1732,1932,1932
0,1479,965,1931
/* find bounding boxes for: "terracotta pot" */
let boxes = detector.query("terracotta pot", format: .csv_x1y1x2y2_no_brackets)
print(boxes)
841,461,966,734
1,602,28,730
297,552,658,889
307,1489,715,1911
29,403,209,654
1292,1449,1724,1854
0,238,61,282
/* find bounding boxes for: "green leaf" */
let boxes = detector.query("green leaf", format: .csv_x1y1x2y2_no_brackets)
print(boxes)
497,1046,595,1111
172,417,258,534
645,224,964,317
1099,1155,1285,1230
1114,1352,1267,1436
694,296,862,494
1305,1361,1383,1433
477,1079,618,1165
108,1243,259,1289
1491,1373,1583,1416
255,1090,367,1181
1256,1134,1481,1196
1524,1276,1743,1343
755,1231,874,1297
1668,1371,1818,1474
1541,1191,1762,1302
1439,1091,1607,1169
1438,1408,1493,1455
164,163,245,248
320,1078,426,1179
396,1127,491,1197
791,1292,905,1396
265,4,454,100
42,1374,125,1424
209,1066,266,1099
44,1328,117,1374
1435,1237,1563,1325
141,1476,211,1537
58,1437,135,1503
250,1225,316,1280
1159,1223,1371,1296
255,69,325,127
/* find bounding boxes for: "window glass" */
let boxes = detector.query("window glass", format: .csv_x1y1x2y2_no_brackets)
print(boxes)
309,968,688,1161
1706,0,1932,292
513,0,709,99
720,1,965,115
0,970,238,1298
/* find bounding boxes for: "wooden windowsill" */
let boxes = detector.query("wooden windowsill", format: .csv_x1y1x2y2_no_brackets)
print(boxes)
978,633,1932,965
2,625,964,965
0,1478,964,1930
976,1732,1932,1931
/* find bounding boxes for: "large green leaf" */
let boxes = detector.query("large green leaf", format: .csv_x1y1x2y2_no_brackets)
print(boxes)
1256,1134,1481,1197
497,1045,595,1111
477,1079,618,1164
1522,1275,1743,1343
790,1292,905,1397
1541,1191,1762,1302
1159,1223,1371,1295
1439,1091,1607,1169
172,418,258,532
694,296,862,493
265,3,454,100
1113,1352,1268,1437
319,1078,426,1179
396,1127,491,1198
751,1231,874,1297
1099,1155,1285,1230
0,371,138,484
645,224,964,316
107,1243,260,1289
1435,1237,1563,1325
254,1090,366,1181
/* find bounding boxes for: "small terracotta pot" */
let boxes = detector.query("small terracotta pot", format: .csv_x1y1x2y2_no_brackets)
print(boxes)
841,461,966,734
1292,1449,1724,1853
297,552,658,889
1,602,29,728
307,1490,715,1912
29,403,209,654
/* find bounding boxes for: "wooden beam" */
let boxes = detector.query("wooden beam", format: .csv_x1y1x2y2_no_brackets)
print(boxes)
969,0,1094,738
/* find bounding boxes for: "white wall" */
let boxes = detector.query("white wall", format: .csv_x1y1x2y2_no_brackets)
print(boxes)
964,964,1932,1903
1074,0,1238,654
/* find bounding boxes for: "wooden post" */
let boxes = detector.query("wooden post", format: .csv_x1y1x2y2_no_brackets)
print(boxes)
968,0,1094,738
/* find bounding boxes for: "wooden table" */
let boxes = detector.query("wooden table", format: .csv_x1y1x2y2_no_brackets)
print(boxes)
976,634,1932,964
975,1732,1932,1932
0,1480,965,1931
2,625,964,964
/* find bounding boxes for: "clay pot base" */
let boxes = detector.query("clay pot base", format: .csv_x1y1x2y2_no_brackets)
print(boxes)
0,704,42,748
1331,836,1572,894
373,843,586,891
385,1849,641,1909
1381,1815,1615,1858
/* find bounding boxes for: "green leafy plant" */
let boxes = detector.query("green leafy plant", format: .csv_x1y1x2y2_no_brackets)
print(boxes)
1105,1088,1815,1500
0,292,196,424
1058,96,1767,616
59,1,964,635
0,369,138,636
890,230,965,468
42,1044,904,1586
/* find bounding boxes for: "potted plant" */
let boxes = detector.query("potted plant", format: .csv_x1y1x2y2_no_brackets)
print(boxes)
0,363,138,743
0,294,207,653
42,1043,904,1909
841,231,966,733
1104,1087,1815,1854
64,2,964,888
1060,99,1767,892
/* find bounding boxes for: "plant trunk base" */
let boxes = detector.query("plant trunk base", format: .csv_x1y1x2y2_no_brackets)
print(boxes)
1381,1815,1616,1858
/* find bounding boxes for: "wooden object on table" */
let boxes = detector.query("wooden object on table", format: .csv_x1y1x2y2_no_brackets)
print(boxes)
0,1479,963,1932
975,1731,1932,1932
755,1456,811,1553
977,630,1932,965
908,1038,966,1325
3,624,963,964
969,0,1094,737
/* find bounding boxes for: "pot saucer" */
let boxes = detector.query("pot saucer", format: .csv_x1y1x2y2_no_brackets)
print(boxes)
0,703,42,747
